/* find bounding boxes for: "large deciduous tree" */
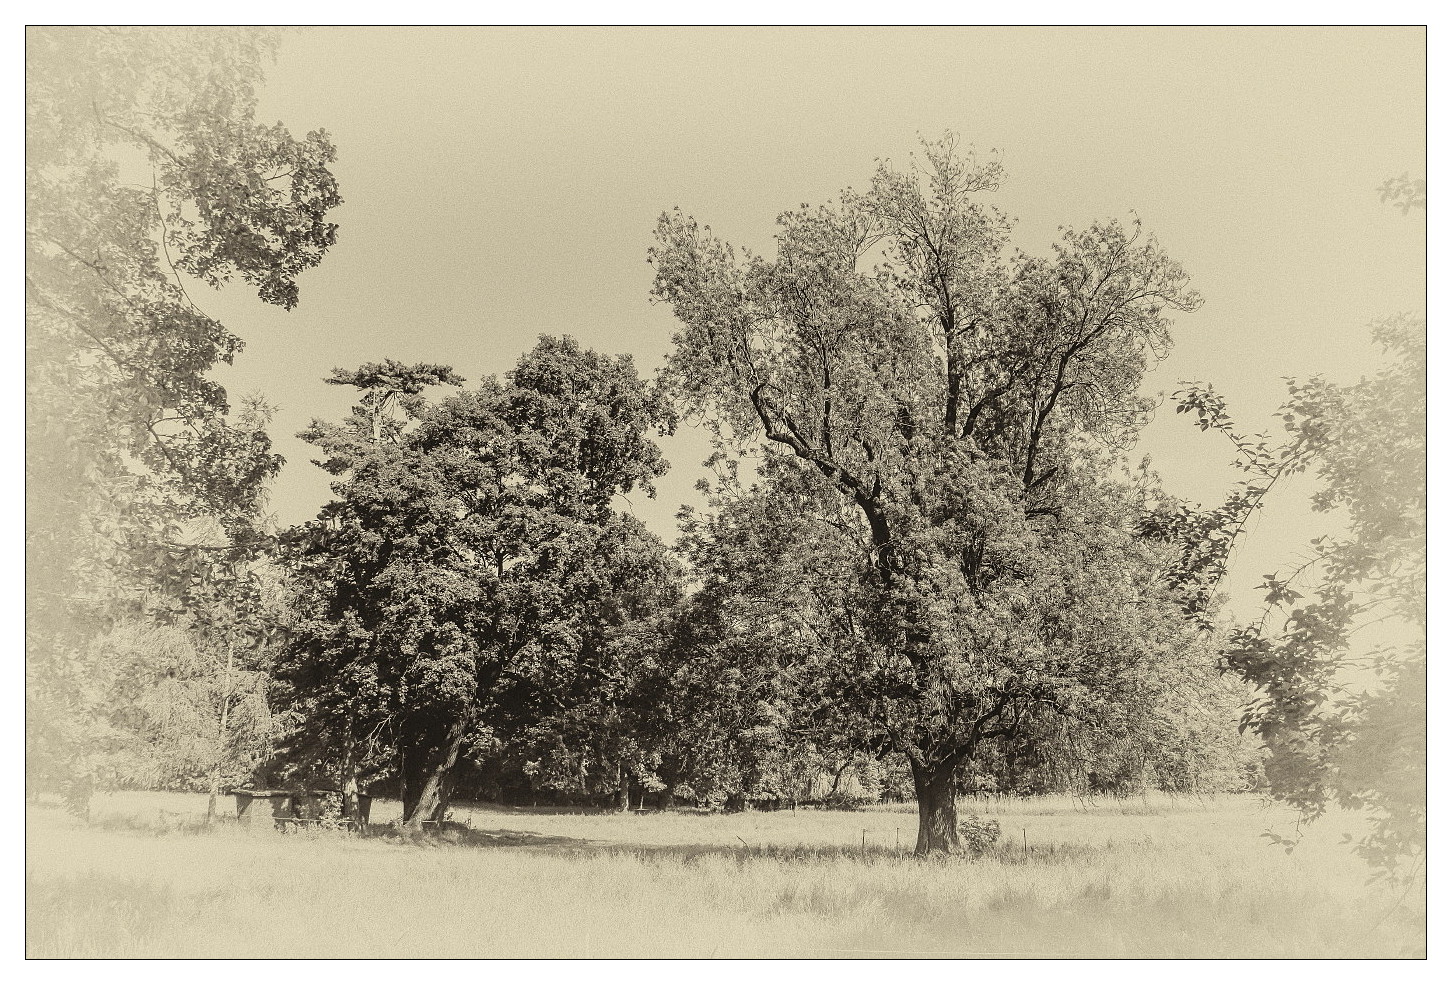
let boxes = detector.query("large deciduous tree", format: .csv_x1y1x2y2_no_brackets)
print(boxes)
282,337,673,827
650,135,1204,853
25,27,340,804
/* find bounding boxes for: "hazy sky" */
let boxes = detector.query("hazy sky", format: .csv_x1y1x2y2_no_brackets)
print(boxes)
202,26,1426,618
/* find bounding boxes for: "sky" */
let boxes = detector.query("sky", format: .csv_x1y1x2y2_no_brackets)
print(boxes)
201,26,1427,619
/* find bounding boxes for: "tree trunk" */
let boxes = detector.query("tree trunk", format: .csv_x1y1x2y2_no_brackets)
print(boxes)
207,639,235,825
911,758,962,855
400,718,467,829
827,756,854,801
617,763,630,814
341,741,361,825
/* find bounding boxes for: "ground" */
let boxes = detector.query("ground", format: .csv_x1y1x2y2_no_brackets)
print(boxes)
25,791,1425,958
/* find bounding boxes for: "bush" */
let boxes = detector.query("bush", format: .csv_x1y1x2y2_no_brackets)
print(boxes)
959,814,1001,857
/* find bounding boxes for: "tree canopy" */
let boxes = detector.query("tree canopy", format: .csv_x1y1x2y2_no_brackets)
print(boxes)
1180,313,1426,875
649,135,1207,852
25,27,341,804
280,337,676,825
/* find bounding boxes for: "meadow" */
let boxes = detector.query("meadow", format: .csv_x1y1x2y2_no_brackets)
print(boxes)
25,791,1425,959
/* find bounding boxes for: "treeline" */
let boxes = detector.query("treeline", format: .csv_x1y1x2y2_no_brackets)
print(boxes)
27,29,1420,864
263,339,1260,823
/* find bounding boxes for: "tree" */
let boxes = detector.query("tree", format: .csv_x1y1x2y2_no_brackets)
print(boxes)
86,615,276,805
1179,312,1425,875
1171,179,1425,876
650,134,1205,853
25,27,341,805
276,361,465,821
281,337,674,827
966,640,1260,797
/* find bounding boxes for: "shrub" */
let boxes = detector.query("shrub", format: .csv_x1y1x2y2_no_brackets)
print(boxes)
959,814,1001,857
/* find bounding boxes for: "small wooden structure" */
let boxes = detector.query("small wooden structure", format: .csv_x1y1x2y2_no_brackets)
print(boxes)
230,788,373,829
231,789,296,827
292,789,332,821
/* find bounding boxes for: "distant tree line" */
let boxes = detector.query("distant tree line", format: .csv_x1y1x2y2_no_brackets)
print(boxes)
26,29,1419,868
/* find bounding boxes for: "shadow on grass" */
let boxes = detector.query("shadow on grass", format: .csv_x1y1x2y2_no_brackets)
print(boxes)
44,801,1121,870
364,823,1104,869
464,803,713,817
73,807,218,838
572,839,1116,868
363,823,595,851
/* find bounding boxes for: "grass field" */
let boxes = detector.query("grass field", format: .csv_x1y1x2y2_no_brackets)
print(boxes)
25,791,1425,958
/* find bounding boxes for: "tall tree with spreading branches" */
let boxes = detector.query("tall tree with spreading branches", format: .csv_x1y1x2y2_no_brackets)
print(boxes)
650,134,1205,852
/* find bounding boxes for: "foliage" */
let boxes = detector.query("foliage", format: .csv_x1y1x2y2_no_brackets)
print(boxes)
271,361,467,795
1377,173,1426,214
1175,186,1425,877
511,520,681,807
279,337,675,823
1239,322,1424,872
658,460,827,806
649,134,1206,851
957,814,1001,857
967,657,1262,797
25,27,340,805
1134,440,1300,631
88,620,274,793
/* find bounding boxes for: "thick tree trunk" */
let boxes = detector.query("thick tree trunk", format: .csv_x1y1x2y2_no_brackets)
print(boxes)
340,718,362,824
911,759,962,855
342,753,361,825
400,718,467,829
617,762,630,813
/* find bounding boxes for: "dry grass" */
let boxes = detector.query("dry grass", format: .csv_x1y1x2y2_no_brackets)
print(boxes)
25,791,1425,958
